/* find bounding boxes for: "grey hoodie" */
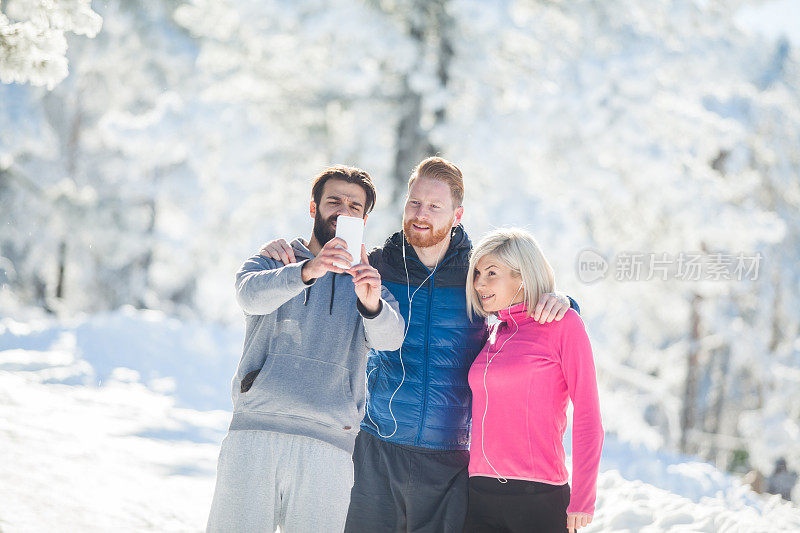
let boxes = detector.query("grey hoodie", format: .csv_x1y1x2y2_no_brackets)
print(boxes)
228,238,404,453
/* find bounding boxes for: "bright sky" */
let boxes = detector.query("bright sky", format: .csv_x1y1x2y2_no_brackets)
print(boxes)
736,0,800,46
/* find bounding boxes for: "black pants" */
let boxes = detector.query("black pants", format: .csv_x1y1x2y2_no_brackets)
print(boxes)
463,476,570,533
345,430,470,533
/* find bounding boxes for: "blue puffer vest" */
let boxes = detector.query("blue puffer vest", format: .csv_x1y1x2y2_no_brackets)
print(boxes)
360,226,486,450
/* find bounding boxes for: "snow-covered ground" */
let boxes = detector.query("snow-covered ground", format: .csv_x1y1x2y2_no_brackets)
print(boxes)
1,309,798,532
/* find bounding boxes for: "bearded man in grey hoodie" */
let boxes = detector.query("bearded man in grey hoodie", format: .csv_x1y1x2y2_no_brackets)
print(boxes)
206,166,405,533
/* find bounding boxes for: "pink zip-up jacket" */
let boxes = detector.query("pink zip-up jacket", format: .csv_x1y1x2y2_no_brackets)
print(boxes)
468,304,603,517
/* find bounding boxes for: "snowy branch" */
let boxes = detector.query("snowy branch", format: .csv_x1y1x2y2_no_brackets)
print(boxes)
0,0,101,88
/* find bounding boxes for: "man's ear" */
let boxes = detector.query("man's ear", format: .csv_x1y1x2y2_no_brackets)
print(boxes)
309,200,316,219
453,206,464,227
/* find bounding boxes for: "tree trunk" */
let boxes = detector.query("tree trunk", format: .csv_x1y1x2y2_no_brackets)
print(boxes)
390,0,452,207
680,292,703,454
134,195,157,309
55,240,67,299
393,82,426,197
707,343,731,467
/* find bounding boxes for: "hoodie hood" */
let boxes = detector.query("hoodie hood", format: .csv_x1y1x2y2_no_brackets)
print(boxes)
289,238,315,261
374,225,472,287
383,224,471,258
380,224,472,286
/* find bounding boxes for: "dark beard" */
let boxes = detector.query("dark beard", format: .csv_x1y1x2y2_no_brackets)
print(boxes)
403,216,454,248
313,210,338,247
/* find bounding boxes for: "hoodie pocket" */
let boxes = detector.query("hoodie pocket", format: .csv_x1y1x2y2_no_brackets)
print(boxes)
240,369,260,393
240,353,359,430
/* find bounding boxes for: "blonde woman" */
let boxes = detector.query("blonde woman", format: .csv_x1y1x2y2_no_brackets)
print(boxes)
463,228,603,533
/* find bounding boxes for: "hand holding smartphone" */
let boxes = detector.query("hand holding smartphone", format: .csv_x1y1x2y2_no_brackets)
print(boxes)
333,215,365,269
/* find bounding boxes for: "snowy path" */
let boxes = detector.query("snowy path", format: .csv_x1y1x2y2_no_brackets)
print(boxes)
1,310,798,532
0,370,225,532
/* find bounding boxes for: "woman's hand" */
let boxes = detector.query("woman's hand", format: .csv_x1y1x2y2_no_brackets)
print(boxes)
567,513,592,532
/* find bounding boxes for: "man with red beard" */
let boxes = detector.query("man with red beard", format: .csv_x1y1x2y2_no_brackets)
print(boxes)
261,158,577,532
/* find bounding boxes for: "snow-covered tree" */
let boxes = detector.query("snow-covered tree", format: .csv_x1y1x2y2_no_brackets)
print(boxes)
434,0,799,476
0,0,102,88
2,0,799,490
1,0,199,314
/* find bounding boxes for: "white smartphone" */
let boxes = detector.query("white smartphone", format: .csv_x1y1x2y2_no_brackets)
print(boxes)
334,215,365,268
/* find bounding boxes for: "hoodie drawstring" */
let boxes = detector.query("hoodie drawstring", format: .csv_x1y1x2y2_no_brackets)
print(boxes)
302,274,334,311
329,274,336,314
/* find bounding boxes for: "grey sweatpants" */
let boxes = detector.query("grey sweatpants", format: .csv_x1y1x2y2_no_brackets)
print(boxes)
207,430,355,533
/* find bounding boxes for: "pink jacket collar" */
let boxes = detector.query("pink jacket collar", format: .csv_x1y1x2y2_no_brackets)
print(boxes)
496,302,531,324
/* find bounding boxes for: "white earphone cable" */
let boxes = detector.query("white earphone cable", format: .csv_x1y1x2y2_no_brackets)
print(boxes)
365,229,450,438
480,281,524,483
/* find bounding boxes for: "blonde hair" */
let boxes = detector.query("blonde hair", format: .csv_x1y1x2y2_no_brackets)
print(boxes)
466,228,555,318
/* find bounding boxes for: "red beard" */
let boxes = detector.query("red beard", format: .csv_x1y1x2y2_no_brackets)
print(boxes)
403,217,453,248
